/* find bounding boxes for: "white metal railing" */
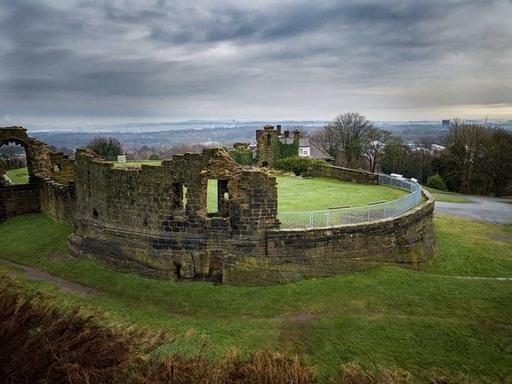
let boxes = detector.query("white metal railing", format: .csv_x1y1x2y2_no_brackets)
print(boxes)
277,174,422,228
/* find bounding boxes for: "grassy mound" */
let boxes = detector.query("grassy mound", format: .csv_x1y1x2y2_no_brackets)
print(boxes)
1,213,511,382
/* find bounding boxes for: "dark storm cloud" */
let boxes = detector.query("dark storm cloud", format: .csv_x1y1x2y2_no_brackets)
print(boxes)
0,0,511,124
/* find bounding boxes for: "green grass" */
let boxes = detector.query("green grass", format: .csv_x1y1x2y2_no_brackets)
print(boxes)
5,167,29,184
1,213,511,382
425,187,473,203
423,214,512,277
113,160,162,168
275,176,405,212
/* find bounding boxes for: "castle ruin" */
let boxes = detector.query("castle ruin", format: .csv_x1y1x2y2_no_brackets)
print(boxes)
0,126,436,285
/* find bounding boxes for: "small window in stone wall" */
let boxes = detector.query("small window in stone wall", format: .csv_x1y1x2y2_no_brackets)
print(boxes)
171,183,184,210
207,179,229,217
92,208,99,218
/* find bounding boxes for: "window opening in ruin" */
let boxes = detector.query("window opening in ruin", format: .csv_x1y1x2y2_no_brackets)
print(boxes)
171,183,184,210
261,161,269,167
92,208,99,218
174,262,182,280
0,142,29,185
266,134,271,146
207,179,229,217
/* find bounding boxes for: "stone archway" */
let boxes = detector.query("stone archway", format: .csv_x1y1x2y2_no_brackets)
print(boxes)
0,127,52,182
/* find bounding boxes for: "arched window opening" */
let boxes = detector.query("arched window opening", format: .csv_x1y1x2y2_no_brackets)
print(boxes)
0,142,29,185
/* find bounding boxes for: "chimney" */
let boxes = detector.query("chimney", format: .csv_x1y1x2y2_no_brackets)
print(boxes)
276,124,282,136
284,130,290,138
293,130,301,141
263,124,274,131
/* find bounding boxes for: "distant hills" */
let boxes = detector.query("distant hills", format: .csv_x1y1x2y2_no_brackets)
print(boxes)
28,120,512,151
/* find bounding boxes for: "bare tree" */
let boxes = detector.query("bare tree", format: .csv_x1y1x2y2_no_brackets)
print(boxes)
322,112,373,167
363,128,391,173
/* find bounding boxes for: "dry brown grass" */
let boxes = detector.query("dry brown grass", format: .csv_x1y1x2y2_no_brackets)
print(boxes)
135,350,316,384
0,273,315,384
1,273,500,384
0,273,164,384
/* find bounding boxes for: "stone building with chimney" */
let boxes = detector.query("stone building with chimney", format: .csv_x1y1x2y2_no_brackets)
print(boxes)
255,125,332,166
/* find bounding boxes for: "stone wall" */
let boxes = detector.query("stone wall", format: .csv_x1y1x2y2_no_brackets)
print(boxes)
70,148,278,280
38,179,75,224
309,164,379,184
49,152,76,185
256,125,278,166
0,126,53,181
223,191,435,285
0,184,40,221
0,127,76,223
71,145,435,285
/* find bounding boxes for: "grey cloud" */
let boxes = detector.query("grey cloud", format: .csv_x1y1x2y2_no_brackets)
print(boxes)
0,0,511,123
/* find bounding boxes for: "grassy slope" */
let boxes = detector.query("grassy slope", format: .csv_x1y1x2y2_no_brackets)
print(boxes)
5,167,29,184
425,187,474,203
1,213,511,381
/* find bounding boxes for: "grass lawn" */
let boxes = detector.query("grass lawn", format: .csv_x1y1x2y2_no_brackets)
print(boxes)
5,167,29,184
113,160,162,168
1,213,511,382
425,187,474,203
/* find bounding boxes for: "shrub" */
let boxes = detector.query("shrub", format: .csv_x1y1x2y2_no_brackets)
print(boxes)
426,174,448,191
87,137,123,161
148,153,161,161
0,273,156,383
230,148,254,165
273,157,327,176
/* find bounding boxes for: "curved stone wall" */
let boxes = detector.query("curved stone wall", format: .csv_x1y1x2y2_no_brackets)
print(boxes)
223,190,435,285
69,149,435,285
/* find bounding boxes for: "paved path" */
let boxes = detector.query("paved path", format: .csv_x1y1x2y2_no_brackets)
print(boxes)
434,195,512,224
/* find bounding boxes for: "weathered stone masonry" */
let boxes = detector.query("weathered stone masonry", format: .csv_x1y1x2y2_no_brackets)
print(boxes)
68,148,279,281
0,127,75,223
1,126,435,285
223,192,435,284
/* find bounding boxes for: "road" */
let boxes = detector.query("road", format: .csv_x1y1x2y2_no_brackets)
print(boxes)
434,195,512,224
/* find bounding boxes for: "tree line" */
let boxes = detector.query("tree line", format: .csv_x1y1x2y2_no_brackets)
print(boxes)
312,113,512,196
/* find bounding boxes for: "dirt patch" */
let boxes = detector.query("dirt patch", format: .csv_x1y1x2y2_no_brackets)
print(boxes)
290,313,319,322
2,260,97,296
47,252,75,262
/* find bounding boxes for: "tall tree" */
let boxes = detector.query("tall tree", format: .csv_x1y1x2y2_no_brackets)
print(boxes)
433,120,512,196
322,112,373,167
363,128,391,173
87,137,123,160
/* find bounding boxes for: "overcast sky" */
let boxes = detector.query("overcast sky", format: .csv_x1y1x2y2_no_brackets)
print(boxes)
1,0,511,127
